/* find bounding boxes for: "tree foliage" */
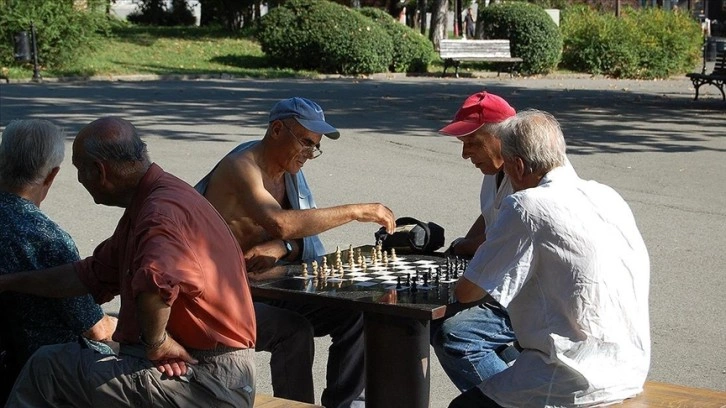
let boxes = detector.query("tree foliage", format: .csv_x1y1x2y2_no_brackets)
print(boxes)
0,0,113,68
255,0,394,75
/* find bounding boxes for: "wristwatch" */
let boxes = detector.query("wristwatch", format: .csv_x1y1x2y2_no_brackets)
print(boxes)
283,240,294,258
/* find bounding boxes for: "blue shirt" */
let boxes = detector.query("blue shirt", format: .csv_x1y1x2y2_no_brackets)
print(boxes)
0,191,106,364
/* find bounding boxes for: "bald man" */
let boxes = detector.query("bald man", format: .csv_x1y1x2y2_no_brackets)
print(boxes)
2,117,257,408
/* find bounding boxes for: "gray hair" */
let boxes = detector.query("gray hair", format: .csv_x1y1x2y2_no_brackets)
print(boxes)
81,121,149,174
0,119,65,190
498,109,566,175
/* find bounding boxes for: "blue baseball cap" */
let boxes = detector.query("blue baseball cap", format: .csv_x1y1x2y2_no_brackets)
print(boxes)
269,97,340,139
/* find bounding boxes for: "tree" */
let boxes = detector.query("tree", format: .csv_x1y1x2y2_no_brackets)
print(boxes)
428,0,448,49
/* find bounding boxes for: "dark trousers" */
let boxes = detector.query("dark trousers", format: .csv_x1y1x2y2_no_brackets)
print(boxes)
449,387,502,408
254,301,365,408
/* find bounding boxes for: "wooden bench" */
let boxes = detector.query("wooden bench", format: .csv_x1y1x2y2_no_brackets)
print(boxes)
439,39,523,78
619,381,726,407
686,49,725,101
254,394,323,407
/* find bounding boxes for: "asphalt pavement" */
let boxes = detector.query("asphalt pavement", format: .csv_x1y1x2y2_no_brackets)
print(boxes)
1,73,724,406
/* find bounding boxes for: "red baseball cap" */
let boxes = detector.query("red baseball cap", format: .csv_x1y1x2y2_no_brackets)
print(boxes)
438,92,516,137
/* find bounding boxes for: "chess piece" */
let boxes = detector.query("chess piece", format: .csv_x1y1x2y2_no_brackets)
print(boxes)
423,273,429,287
322,256,328,273
311,260,319,277
396,276,402,290
391,248,397,261
411,276,418,293
301,262,308,278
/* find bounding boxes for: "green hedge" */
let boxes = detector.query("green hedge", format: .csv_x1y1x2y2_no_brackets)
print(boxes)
255,0,394,75
479,2,562,75
357,7,434,73
560,6,702,79
0,0,112,69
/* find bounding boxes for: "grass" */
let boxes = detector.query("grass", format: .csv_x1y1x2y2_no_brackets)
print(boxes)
3,25,319,80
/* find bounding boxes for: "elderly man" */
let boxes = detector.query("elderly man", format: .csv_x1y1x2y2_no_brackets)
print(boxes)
1,117,257,407
0,119,116,402
430,92,519,392
195,97,395,407
451,110,650,407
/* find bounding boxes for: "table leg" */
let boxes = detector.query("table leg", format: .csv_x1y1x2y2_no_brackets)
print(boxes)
364,313,430,408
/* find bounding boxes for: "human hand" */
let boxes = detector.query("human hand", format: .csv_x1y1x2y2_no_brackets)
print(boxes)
146,334,198,377
244,241,285,272
357,203,396,234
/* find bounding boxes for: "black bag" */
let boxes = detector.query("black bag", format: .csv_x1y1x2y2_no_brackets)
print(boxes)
374,217,445,254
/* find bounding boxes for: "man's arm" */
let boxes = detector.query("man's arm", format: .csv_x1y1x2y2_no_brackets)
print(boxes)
454,276,487,303
447,215,486,258
216,155,395,242
0,264,88,297
136,292,198,377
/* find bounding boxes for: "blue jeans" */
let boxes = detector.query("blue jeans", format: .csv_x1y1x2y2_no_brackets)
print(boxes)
430,302,517,392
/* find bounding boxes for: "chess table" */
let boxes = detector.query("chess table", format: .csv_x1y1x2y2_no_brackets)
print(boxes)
249,245,473,408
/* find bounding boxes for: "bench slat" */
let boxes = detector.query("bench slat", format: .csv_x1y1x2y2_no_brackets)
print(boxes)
254,394,322,407
619,381,726,407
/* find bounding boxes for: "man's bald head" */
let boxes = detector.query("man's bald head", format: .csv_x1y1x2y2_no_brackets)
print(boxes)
72,117,151,207
75,117,149,166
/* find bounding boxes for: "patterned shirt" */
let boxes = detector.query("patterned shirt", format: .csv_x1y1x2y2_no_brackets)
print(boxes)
0,191,105,364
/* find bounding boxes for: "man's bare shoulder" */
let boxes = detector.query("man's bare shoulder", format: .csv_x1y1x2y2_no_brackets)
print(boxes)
216,148,260,180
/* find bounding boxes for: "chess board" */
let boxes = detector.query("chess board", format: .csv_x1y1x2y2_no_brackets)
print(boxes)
288,245,467,292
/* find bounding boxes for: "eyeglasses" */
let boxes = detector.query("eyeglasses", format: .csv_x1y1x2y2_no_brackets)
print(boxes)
281,122,323,159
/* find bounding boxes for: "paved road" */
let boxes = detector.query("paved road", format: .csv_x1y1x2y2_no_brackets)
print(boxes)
1,75,724,406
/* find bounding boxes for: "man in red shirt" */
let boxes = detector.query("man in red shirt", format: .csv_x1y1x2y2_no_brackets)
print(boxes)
1,117,256,407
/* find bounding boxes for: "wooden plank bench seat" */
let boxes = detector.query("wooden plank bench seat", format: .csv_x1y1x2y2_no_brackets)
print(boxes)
254,394,323,407
619,381,726,407
686,49,726,101
439,39,523,78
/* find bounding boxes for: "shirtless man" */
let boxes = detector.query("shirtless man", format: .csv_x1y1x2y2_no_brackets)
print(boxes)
195,97,395,407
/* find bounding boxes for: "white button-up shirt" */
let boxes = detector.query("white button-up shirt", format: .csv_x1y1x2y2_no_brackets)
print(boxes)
465,165,651,407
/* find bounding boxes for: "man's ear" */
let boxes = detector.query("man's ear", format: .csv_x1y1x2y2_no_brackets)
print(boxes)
43,167,61,188
94,160,110,185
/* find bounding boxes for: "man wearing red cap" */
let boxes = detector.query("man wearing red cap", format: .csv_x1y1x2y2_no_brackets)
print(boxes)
430,91,519,392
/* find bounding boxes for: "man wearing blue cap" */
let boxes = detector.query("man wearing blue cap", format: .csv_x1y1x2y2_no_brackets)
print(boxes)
196,97,395,407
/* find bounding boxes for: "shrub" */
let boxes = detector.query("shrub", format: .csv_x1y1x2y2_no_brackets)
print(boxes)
255,0,394,75
478,2,562,76
560,6,702,79
357,7,434,73
0,0,113,69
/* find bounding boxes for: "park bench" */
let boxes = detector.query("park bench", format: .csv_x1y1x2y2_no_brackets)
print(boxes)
619,381,726,407
439,39,523,78
254,394,323,407
686,49,725,101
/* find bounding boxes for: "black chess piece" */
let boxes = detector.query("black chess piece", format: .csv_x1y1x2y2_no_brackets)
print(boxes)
423,273,429,287
445,267,450,281
396,276,402,290
411,276,418,293
406,273,411,287
434,273,440,286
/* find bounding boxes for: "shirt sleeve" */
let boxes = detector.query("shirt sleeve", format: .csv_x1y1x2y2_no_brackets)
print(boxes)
463,196,535,308
74,236,122,305
37,230,106,333
129,212,204,305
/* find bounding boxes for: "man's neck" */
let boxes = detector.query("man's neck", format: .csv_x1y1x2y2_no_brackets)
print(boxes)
0,184,44,207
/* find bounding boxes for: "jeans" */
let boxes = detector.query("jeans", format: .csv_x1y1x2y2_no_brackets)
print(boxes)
430,302,517,392
258,300,365,408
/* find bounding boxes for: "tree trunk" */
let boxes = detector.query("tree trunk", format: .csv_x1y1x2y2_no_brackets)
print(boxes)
417,0,427,35
428,0,448,51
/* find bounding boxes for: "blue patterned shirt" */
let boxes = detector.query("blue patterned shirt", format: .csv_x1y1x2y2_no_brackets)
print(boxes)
0,191,105,364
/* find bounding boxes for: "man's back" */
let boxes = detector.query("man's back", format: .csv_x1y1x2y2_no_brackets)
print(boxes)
0,191,104,364
478,165,650,406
